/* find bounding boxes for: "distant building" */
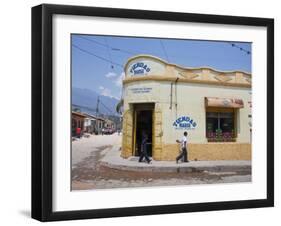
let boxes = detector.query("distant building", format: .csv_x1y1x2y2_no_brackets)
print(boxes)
95,116,106,135
82,113,106,135
83,113,97,134
72,111,86,137
121,55,251,161
104,119,116,130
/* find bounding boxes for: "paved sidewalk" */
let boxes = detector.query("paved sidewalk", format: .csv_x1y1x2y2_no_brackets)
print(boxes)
100,146,251,173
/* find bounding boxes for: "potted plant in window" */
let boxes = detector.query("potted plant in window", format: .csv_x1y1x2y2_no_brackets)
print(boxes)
215,128,223,142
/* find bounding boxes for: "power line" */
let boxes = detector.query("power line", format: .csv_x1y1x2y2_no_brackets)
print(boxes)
96,96,100,114
73,101,117,116
99,100,115,115
228,42,251,55
72,104,97,114
78,36,136,55
72,44,123,68
79,36,108,48
160,40,170,62
96,96,116,116
104,37,114,70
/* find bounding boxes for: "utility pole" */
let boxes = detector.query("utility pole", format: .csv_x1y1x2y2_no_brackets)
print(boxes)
96,96,100,116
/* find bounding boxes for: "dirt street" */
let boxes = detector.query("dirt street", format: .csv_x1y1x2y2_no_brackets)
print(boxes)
71,133,251,190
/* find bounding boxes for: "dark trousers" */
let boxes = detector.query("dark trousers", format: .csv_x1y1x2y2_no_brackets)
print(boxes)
176,147,188,162
139,149,150,163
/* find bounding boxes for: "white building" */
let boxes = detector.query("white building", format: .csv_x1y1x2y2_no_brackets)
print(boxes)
121,55,251,161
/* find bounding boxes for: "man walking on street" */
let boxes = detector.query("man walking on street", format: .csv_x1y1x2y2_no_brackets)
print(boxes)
176,131,189,163
139,131,151,164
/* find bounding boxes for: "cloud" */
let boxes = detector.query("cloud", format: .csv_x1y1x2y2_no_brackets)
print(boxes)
105,72,117,78
99,86,112,97
99,71,124,99
114,72,125,87
104,71,125,87
99,85,119,100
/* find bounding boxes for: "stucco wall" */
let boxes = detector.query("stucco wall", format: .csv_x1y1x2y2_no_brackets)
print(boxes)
161,143,251,161
122,55,251,160
124,81,251,144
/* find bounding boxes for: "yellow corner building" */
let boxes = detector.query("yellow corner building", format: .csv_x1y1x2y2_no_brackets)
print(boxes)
121,55,252,161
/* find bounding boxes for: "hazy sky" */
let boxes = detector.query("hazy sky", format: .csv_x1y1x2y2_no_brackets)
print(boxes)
71,34,251,99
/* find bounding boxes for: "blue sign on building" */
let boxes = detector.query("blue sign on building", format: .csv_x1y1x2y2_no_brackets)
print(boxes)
173,116,197,130
130,62,151,75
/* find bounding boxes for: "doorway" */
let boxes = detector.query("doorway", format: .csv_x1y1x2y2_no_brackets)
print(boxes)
133,103,154,157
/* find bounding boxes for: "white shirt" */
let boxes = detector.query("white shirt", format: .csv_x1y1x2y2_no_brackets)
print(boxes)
181,136,187,148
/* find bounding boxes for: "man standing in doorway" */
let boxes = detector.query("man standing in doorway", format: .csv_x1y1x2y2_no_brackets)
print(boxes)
139,131,151,164
176,131,188,163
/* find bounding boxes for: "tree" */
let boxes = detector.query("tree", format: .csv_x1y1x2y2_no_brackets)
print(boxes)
116,99,124,115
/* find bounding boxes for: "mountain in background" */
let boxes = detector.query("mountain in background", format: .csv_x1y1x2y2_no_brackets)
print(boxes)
72,87,120,116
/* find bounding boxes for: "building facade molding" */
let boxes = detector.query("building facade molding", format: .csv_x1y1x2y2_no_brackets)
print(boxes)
123,75,251,88
124,54,251,75
123,55,251,88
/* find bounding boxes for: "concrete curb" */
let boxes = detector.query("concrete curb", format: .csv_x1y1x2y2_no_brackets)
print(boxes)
100,146,252,173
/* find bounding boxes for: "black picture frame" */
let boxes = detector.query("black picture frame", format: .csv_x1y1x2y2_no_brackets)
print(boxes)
32,4,274,222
